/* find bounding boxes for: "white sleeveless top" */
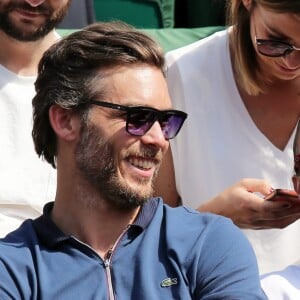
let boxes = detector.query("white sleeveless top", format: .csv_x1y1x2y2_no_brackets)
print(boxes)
166,29,299,274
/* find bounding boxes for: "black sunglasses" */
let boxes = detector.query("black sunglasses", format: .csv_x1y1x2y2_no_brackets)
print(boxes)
88,100,187,140
256,38,300,58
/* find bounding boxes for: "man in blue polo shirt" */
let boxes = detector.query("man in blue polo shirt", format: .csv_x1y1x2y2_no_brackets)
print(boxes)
0,22,266,299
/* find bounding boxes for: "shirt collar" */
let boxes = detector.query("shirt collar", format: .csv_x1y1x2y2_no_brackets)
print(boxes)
33,198,160,248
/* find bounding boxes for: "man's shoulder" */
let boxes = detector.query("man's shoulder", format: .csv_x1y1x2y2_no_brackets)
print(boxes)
0,220,40,299
160,202,243,246
0,219,40,272
156,202,264,299
0,219,37,252
161,202,256,259
163,203,232,229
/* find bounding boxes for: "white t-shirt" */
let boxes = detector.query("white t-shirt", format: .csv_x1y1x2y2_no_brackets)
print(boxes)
0,65,56,237
261,265,300,299
166,29,299,274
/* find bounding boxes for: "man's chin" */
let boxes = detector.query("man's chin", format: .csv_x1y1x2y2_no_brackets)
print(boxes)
126,179,154,199
122,186,153,207
0,23,53,41
107,192,149,210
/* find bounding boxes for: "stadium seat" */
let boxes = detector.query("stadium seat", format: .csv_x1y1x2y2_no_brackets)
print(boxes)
93,0,175,28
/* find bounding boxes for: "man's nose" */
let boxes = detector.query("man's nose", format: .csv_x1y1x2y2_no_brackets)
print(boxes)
24,0,45,7
140,121,169,150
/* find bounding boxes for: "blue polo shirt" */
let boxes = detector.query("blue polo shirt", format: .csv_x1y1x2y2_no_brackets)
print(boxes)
0,198,266,299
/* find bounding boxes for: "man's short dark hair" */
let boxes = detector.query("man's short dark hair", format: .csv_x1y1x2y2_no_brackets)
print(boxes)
32,21,165,168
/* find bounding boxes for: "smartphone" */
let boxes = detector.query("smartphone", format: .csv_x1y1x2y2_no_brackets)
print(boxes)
265,189,299,203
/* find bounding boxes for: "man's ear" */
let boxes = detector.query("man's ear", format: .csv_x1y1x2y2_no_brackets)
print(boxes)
49,104,80,141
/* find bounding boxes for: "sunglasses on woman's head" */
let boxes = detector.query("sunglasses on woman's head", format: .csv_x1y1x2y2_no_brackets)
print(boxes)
255,38,300,57
88,100,187,140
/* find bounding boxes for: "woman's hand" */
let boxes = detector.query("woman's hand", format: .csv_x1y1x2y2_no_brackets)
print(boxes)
199,178,300,229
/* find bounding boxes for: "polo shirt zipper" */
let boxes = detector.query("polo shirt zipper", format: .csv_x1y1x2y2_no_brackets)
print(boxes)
103,225,130,300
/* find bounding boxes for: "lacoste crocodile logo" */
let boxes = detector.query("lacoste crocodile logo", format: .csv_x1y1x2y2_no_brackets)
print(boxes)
160,277,178,287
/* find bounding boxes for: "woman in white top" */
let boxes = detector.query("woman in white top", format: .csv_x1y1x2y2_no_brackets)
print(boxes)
154,0,300,274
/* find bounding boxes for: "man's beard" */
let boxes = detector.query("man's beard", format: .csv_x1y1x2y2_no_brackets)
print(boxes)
75,121,160,210
0,1,70,41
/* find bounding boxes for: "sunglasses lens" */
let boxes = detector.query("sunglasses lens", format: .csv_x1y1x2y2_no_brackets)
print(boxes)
127,110,154,136
257,40,291,57
161,114,186,139
126,108,187,139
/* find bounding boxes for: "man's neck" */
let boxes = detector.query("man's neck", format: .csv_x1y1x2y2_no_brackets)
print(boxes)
0,29,59,76
52,183,140,259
